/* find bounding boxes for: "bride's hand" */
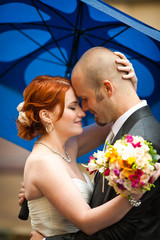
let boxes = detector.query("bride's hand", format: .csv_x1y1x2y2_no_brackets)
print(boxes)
30,230,44,240
18,181,25,206
152,162,160,183
114,51,138,91
130,162,160,205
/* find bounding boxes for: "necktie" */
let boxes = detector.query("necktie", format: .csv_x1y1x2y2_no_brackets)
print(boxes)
101,129,114,192
103,129,114,152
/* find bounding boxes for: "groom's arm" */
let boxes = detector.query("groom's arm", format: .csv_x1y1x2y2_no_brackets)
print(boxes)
45,220,136,240
31,221,136,240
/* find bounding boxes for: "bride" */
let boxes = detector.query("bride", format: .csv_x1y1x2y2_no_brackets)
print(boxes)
17,57,159,239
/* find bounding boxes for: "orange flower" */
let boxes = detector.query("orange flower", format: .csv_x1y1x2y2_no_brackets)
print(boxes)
105,147,120,164
118,157,136,178
123,168,136,178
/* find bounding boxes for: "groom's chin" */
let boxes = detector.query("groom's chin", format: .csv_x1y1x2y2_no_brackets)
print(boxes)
95,118,107,127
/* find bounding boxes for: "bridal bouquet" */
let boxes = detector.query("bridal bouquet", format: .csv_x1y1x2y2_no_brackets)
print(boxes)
87,135,160,197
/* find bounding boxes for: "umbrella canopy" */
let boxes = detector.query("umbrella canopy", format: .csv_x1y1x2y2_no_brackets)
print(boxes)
0,0,160,162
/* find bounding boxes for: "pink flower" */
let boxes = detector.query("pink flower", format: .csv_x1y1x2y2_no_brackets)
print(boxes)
116,179,126,190
125,135,141,148
89,156,94,161
136,169,143,177
149,176,153,184
139,182,145,186
113,169,120,176
129,169,143,188
129,174,140,188
132,142,141,148
104,169,110,176
126,135,133,143
86,168,97,175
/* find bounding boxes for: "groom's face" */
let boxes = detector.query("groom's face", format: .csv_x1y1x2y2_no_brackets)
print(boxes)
71,70,112,126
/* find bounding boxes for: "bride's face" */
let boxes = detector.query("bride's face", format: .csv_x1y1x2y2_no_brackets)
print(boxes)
53,88,85,138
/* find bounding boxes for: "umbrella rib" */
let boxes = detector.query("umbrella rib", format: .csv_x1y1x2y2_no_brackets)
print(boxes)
36,0,75,28
81,25,128,48
32,0,68,63
101,25,160,67
82,35,95,47
100,26,130,46
0,31,76,79
84,26,159,68
10,23,66,64
23,22,73,31
37,57,66,66
84,33,109,41
107,40,160,68
65,2,83,75
84,22,124,32
0,29,77,77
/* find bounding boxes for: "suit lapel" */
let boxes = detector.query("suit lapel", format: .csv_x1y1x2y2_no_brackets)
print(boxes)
113,105,152,143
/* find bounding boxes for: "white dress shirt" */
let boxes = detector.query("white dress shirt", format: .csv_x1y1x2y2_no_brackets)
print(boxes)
104,100,147,150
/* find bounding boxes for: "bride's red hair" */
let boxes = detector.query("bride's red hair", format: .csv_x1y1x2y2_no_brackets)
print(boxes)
16,75,71,140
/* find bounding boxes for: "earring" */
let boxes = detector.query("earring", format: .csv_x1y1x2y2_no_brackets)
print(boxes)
46,122,54,134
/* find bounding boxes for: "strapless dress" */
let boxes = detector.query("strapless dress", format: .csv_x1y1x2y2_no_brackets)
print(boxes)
28,173,93,237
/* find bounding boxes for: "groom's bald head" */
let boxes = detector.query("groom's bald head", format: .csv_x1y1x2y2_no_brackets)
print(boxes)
71,47,124,91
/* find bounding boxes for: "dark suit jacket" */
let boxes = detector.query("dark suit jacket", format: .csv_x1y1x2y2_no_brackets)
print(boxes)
47,105,160,240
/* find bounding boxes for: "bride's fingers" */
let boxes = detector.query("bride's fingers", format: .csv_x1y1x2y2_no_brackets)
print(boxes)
18,192,25,199
115,58,129,66
152,163,160,182
114,52,134,73
117,65,133,73
155,162,160,172
114,51,127,60
122,72,135,79
19,197,24,206
19,188,25,194
116,59,134,74
117,65,135,80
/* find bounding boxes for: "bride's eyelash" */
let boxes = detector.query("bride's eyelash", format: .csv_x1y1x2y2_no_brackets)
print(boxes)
70,107,76,110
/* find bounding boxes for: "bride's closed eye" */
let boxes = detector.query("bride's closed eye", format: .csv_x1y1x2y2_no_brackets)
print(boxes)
70,107,76,110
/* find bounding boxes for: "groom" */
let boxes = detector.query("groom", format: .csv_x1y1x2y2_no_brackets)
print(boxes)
31,47,160,240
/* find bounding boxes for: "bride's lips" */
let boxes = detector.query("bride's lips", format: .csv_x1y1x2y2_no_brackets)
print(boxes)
75,120,82,125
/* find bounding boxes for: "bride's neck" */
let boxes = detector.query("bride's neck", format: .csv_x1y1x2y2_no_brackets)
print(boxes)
38,132,68,152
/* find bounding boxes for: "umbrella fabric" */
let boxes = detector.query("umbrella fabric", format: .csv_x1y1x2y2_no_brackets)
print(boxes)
0,0,160,162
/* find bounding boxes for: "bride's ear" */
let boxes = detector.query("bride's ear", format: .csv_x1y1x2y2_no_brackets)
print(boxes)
39,109,51,123
102,80,114,97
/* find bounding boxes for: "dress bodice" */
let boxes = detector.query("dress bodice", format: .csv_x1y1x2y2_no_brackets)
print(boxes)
28,173,93,237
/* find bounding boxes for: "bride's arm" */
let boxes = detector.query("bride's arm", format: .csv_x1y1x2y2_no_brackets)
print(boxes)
31,156,141,236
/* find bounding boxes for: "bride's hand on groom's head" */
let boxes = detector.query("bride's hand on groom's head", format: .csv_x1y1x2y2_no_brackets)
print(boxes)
30,230,44,240
114,51,137,92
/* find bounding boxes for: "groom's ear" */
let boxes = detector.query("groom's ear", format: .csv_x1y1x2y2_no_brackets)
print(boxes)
102,80,114,97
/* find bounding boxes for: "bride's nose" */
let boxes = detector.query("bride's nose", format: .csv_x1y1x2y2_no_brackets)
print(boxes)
78,107,86,118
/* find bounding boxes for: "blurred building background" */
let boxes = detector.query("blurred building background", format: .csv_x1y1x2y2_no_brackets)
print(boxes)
104,0,160,29
0,1,159,240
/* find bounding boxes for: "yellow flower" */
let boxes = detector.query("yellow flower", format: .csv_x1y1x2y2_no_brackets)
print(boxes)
127,157,135,165
105,147,120,164
123,168,136,178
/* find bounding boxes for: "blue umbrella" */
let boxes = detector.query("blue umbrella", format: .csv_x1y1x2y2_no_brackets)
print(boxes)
0,0,160,162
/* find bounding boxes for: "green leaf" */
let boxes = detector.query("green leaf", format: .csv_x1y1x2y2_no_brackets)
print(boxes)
152,154,160,163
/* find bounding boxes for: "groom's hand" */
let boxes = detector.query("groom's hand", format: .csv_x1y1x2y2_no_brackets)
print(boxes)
30,230,44,240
